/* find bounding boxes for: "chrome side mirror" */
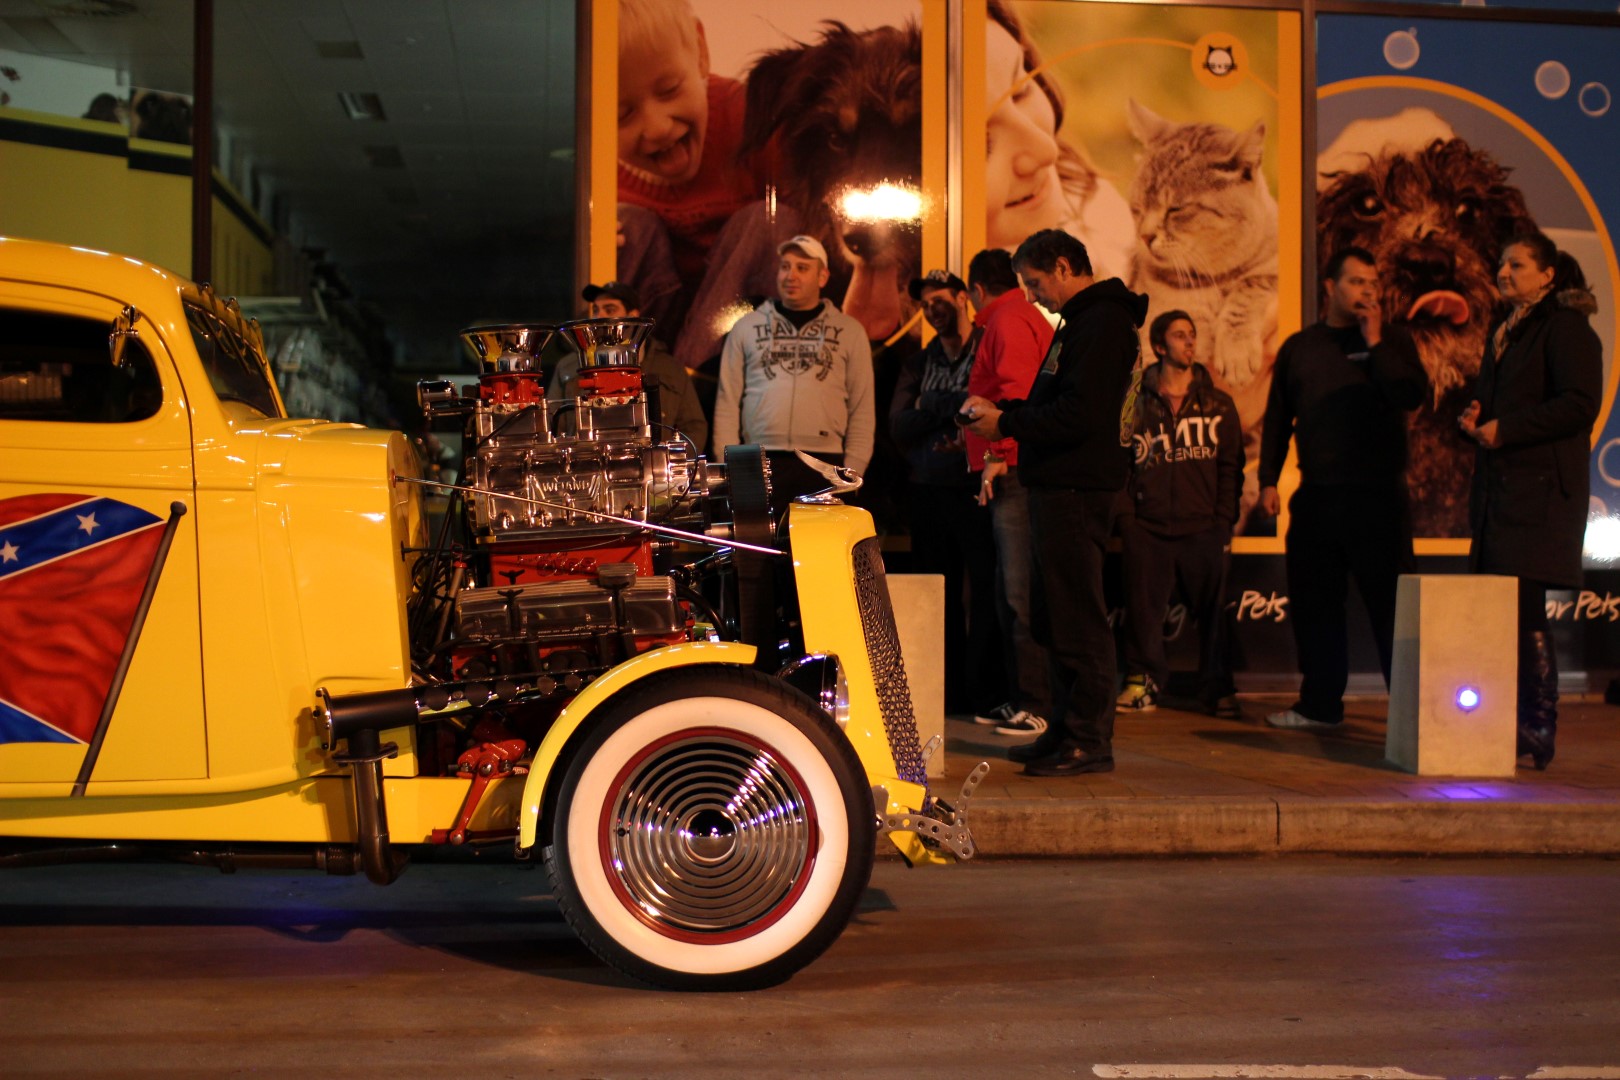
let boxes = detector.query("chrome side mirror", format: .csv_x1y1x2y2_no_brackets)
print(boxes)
109,305,139,370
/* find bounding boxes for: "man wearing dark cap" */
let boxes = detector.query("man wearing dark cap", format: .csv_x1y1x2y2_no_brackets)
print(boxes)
889,269,1001,716
550,280,708,452
713,235,875,505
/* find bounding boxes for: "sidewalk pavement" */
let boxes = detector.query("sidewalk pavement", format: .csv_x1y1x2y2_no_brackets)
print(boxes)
942,695,1620,858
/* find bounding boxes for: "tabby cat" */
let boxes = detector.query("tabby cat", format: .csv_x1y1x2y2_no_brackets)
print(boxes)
1127,100,1278,389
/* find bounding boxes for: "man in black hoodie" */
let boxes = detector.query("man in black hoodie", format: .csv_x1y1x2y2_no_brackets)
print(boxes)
1118,310,1244,719
961,229,1148,776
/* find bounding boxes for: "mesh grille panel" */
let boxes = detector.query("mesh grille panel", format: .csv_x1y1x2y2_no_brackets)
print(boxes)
852,537,927,785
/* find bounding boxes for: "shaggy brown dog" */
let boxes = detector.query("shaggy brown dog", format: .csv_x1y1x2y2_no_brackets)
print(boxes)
739,21,923,341
1318,137,1535,537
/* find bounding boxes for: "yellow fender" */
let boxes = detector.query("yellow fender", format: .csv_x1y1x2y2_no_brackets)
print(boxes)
516,640,757,849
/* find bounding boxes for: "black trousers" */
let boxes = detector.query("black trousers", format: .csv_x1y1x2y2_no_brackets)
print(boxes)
1120,518,1233,699
1284,484,1413,723
1029,487,1118,756
906,481,1003,713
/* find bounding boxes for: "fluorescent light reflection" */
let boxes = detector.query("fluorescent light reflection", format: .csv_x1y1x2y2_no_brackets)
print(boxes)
1584,513,1620,563
840,183,923,223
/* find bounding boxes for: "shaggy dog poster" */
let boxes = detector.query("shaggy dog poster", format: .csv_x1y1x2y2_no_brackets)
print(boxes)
1317,14,1619,544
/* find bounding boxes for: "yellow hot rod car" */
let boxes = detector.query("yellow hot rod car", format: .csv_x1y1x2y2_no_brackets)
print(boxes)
0,237,983,990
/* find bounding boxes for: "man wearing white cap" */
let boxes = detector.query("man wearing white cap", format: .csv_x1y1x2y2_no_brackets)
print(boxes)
713,235,876,506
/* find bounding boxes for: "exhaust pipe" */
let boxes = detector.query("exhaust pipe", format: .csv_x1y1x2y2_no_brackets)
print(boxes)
315,688,410,886
330,726,409,886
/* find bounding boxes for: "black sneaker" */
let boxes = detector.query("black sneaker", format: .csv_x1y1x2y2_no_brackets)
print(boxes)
973,702,1017,727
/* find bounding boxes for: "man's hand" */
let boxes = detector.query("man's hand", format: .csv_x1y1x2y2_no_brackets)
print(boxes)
1355,297,1382,347
1458,399,1500,448
959,394,1003,440
977,458,1007,507
1259,485,1281,517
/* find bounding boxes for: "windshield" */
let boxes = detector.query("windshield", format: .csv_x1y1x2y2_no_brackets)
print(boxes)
183,302,283,419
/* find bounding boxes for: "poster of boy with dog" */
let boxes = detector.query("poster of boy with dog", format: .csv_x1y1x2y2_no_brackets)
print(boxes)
609,0,928,377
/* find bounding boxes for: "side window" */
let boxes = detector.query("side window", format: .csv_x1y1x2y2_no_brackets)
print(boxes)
184,304,282,419
0,308,164,423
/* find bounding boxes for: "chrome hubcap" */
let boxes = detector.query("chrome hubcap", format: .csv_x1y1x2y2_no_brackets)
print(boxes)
604,732,815,937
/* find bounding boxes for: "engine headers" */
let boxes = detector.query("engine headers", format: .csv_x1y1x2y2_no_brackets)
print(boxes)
420,319,722,546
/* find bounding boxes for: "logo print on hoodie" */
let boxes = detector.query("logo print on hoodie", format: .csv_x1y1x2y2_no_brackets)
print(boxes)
753,319,840,382
1133,412,1224,467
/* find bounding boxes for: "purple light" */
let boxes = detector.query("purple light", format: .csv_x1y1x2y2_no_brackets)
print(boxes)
1457,686,1481,711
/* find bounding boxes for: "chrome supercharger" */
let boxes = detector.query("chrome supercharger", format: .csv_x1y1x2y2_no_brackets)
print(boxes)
409,319,767,678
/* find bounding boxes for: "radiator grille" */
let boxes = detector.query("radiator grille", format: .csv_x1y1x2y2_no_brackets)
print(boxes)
852,537,927,785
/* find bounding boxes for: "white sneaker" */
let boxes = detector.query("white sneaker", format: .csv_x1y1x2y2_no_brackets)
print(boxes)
994,710,1048,737
1264,709,1341,731
973,702,1017,727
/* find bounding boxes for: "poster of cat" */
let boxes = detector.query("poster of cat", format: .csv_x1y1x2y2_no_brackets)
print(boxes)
986,0,1303,539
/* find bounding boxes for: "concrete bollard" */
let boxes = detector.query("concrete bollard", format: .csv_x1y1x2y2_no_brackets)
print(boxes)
1386,573,1517,776
887,573,945,778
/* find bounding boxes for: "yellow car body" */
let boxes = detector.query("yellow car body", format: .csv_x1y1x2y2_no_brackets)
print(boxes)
0,238,970,986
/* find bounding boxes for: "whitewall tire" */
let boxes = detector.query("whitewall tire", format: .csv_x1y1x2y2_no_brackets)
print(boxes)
545,667,876,990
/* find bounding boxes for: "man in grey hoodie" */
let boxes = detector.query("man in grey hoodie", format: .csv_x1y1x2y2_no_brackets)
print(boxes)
712,235,875,506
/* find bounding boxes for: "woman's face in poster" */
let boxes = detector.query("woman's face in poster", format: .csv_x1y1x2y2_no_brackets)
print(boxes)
985,20,1063,250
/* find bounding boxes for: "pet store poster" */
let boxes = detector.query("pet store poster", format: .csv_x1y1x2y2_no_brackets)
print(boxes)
587,0,946,383
982,0,1304,552
1316,15,1620,552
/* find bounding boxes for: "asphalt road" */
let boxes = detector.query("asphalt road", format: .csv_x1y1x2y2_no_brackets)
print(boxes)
2,855,1618,1078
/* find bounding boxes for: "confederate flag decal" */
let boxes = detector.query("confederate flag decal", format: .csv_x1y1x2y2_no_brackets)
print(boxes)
0,493,167,745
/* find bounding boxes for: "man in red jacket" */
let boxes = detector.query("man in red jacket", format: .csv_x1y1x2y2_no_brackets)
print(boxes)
958,248,1054,739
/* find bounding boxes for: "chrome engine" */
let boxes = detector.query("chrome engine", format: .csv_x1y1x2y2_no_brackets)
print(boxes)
421,320,717,545
405,319,781,778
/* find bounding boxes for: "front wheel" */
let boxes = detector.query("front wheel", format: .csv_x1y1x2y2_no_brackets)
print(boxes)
545,667,876,990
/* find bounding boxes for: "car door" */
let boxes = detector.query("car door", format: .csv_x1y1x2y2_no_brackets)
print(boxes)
0,284,207,786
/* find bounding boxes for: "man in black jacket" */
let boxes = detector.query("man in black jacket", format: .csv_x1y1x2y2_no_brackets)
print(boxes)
1258,246,1426,730
888,269,1000,716
961,230,1147,776
1118,310,1245,718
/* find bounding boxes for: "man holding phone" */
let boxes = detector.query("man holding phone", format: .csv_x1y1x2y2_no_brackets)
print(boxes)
1257,246,1426,731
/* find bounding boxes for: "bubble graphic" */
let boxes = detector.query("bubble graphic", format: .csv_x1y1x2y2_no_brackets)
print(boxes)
1579,82,1612,118
1598,438,1620,488
1383,30,1420,71
1536,61,1571,99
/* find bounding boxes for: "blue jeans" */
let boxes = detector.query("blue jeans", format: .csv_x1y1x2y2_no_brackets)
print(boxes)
988,467,1051,718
